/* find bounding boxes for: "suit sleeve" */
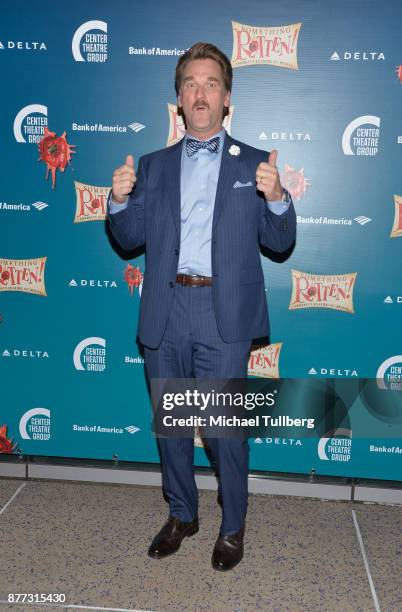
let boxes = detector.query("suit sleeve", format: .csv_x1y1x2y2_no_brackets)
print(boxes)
107,156,147,251
258,192,297,253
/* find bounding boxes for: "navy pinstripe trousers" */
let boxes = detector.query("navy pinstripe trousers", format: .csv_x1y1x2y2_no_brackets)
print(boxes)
144,283,251,535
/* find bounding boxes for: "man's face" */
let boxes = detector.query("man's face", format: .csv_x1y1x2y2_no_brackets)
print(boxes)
177,58,231,140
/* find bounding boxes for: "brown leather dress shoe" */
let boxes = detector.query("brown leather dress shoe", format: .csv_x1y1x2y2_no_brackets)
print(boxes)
211,525,245,571
147,516,199,559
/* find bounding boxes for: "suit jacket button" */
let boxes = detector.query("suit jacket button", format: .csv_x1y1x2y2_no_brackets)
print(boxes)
169,281,175,288
174,249,179,255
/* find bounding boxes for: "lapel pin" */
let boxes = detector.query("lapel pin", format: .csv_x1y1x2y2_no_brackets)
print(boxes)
229,144,241,156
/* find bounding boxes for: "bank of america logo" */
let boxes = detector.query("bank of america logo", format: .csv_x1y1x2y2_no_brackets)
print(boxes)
128,122,146,133
32,201,48,211
125,425,140,434
354,216,372,225
330,52,340,61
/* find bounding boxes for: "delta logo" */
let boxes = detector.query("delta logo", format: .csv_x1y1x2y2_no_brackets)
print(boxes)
289,270,356,313
231,21,301,70
390,194,402,238
330,51,384,61
0,40,47,52
74,181,109,223
248,342,282,378
166,103,234,147
0,257,47,296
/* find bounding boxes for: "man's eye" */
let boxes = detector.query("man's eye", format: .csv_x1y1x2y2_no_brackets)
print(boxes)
207,82,217,88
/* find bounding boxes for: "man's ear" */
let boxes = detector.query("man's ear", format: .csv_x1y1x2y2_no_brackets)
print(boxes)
177,95,182,107
224,90,231,108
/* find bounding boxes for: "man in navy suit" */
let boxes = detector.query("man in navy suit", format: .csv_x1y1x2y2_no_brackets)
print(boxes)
108,42,296,571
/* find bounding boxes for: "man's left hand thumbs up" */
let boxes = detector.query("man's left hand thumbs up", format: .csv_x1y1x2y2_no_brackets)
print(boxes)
268,149,278,167
256,149,283,201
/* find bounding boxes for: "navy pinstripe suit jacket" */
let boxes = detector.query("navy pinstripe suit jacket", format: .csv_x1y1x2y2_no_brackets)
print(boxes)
108,132,296,348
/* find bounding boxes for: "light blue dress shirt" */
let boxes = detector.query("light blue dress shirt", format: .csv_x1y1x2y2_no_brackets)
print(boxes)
109,130,289,276
177,129,225,276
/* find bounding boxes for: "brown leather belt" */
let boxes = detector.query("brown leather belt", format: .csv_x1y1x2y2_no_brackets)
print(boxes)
176,274,213,287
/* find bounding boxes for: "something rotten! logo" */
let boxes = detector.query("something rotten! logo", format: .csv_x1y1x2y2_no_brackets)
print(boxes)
231,21,301,70
289,270,357,313
0,257,47,296
38,128,75,189
0,425,16,453
280,165,310,200
124,264,143,296
74,181,109,223
248,343,282,378
391,195,402,238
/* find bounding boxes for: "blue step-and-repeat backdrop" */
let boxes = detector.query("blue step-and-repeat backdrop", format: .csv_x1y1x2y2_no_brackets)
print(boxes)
1,0,401,480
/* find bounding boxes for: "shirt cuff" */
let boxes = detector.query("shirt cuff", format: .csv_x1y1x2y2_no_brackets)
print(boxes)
265,200,290,216
108,194,128,214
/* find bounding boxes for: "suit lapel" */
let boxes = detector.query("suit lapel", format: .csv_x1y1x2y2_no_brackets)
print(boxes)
212,133,240,232
164,139,183,238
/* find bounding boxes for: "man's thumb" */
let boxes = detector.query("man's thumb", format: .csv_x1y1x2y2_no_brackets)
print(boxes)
268,149,278,167
126,154,134,168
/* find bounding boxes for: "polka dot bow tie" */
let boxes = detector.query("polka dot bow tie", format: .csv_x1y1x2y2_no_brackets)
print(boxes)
186,136,220,157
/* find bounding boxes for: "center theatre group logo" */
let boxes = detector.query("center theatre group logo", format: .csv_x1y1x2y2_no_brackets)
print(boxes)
391,194,402,238
73,337,106,372
0,257,47,296
72,20,108,63
342,115,380,156
289,270,357,313
376,355,402,390
14,104,48,144
231,21,301,70
19,408,51,441
74,181,110,222
248,343,282,378
167,104,234,147
318,428,352,463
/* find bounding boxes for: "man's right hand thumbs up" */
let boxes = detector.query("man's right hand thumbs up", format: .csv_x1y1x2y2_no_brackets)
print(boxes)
112,154,137,203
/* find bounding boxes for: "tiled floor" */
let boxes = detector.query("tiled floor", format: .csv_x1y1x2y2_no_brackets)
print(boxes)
0,479,400,612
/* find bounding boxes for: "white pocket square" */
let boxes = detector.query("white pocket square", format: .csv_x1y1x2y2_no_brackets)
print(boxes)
233,180,253,189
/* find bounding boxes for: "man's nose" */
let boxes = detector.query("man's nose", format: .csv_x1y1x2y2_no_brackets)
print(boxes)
194,83,207,96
